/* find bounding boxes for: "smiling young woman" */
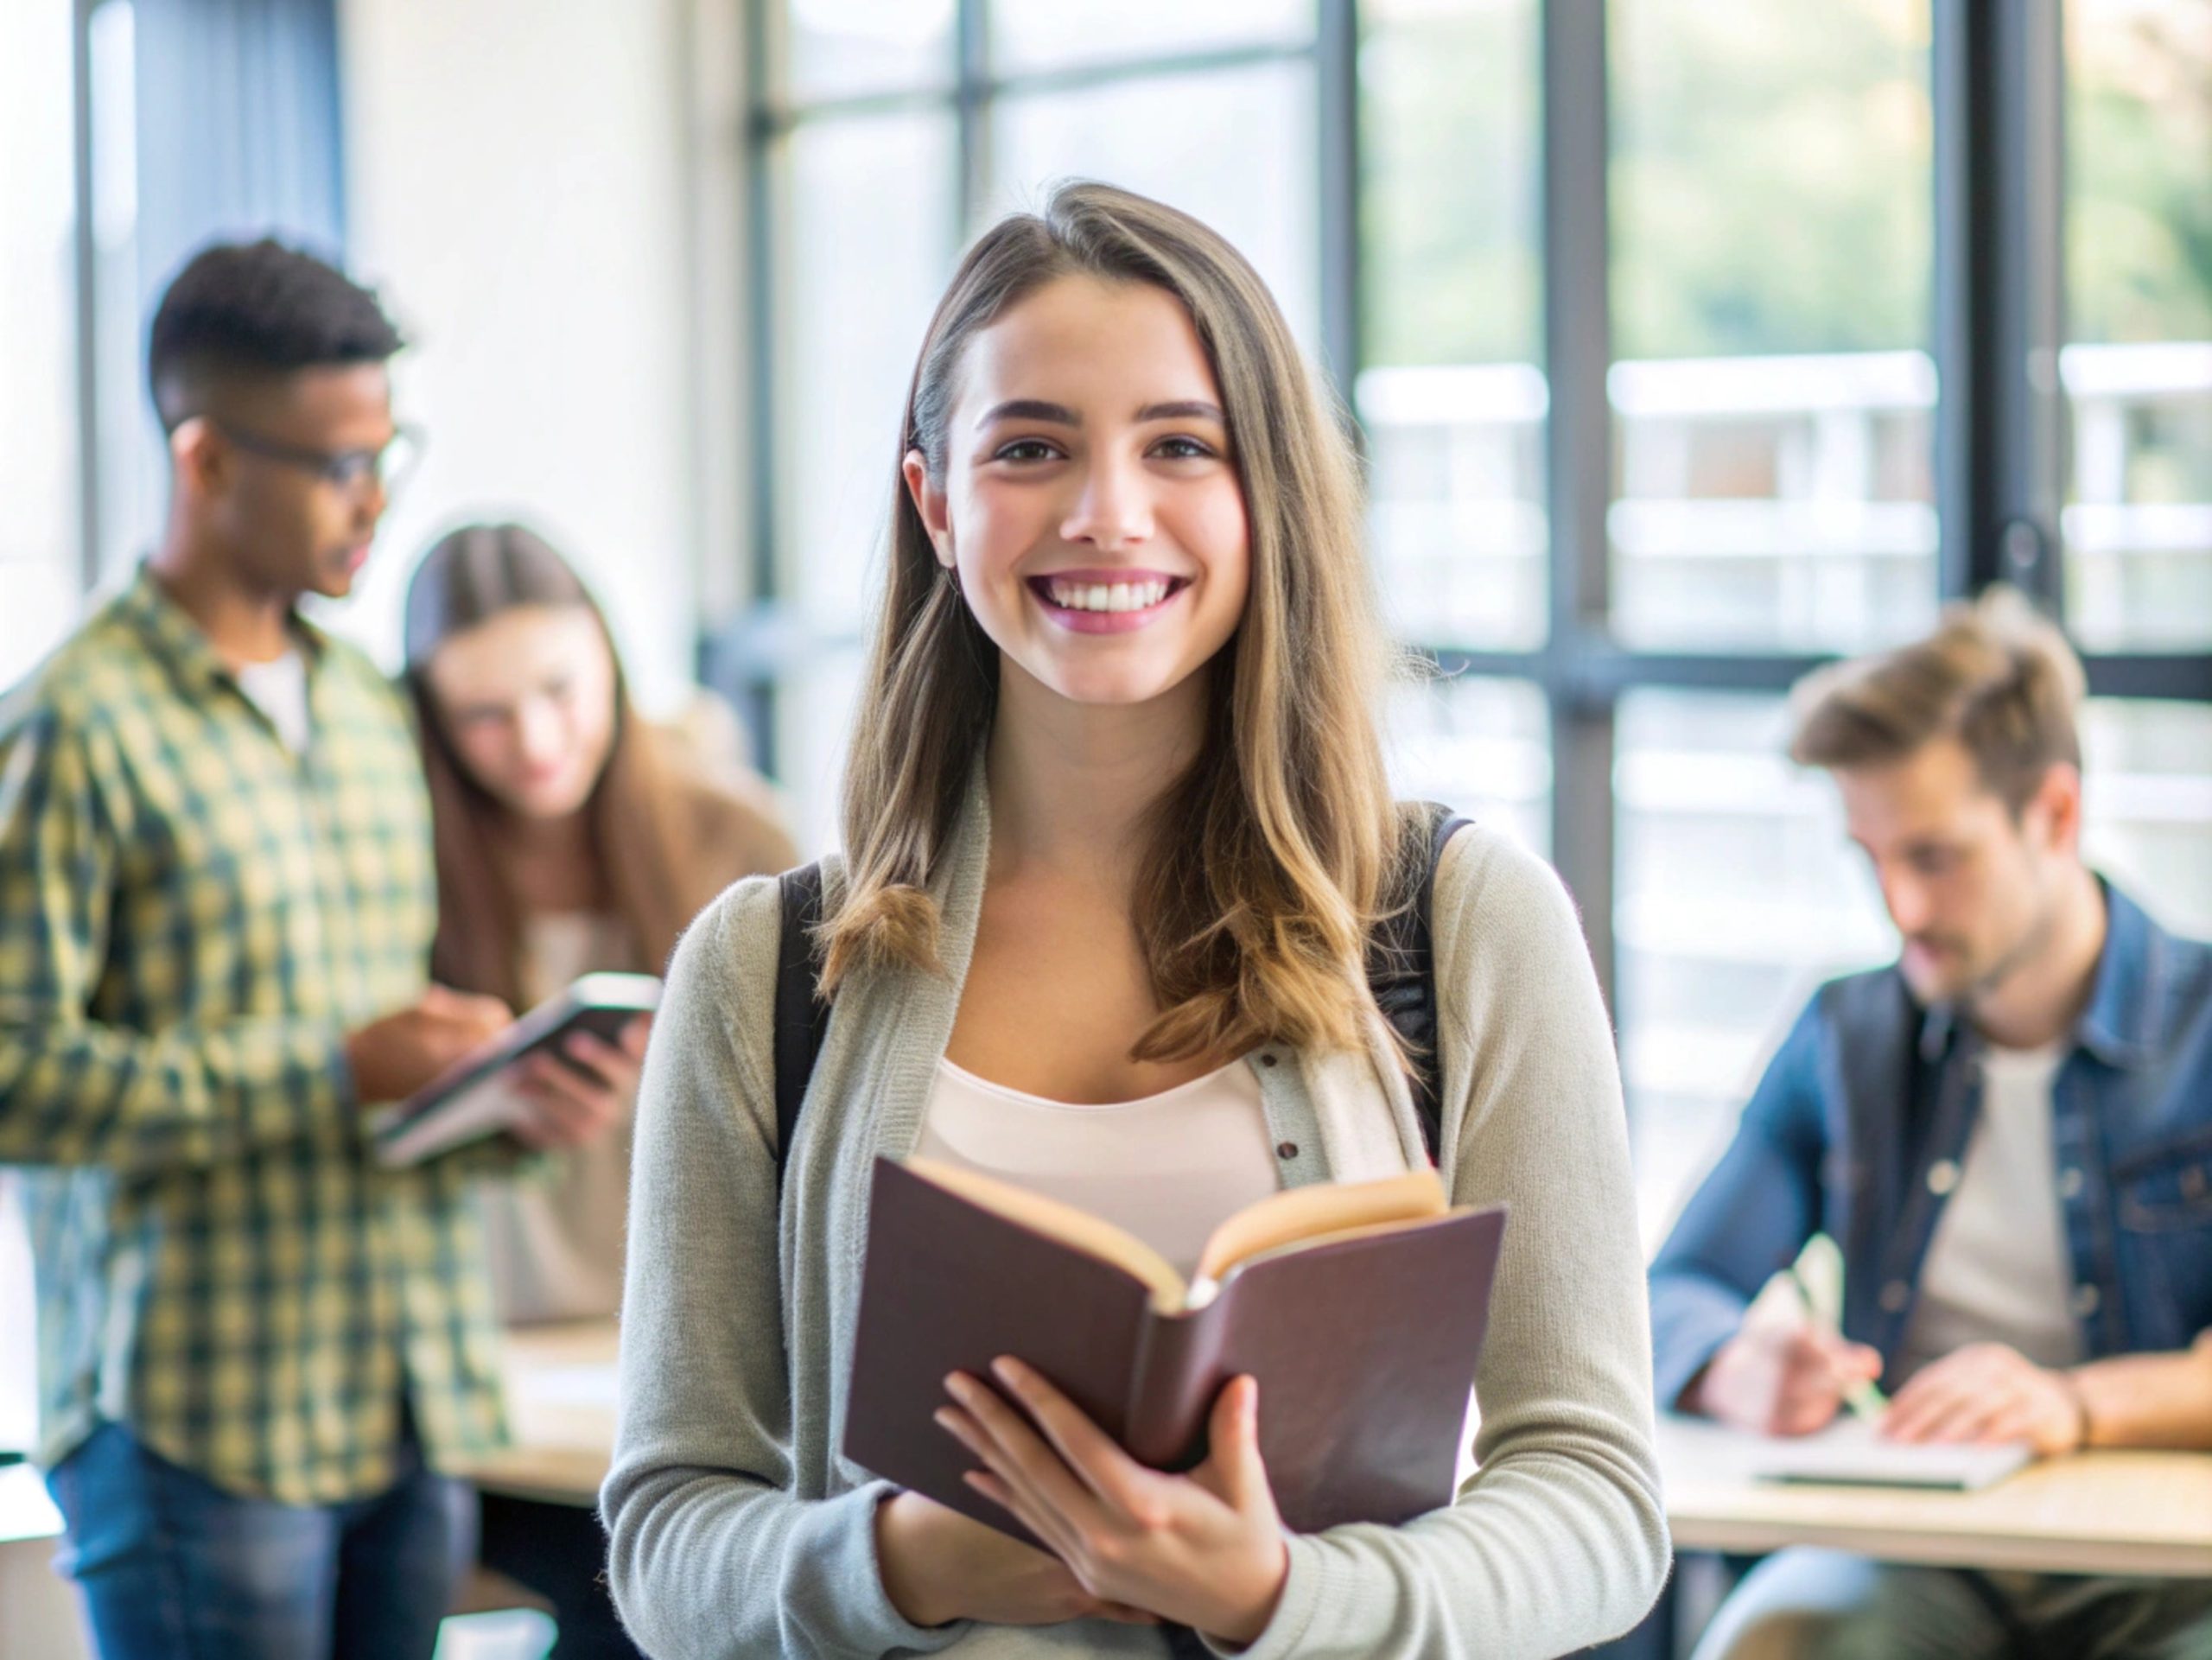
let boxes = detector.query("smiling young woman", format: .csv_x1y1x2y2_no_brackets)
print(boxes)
601,183,1668,1659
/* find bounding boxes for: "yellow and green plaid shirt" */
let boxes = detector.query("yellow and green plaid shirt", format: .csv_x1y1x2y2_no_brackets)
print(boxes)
0,565,508,1504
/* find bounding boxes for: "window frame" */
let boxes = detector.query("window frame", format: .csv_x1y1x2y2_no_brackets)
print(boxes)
723,0,2212,1007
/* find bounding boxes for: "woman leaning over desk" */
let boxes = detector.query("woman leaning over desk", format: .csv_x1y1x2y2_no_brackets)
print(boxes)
404,524,797,1658
602,183,1669,1657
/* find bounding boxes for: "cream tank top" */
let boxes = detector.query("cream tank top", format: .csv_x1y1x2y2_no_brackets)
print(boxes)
912,1055,1283,1279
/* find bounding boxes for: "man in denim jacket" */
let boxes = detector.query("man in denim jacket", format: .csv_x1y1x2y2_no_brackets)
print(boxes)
1652,590,2212,1659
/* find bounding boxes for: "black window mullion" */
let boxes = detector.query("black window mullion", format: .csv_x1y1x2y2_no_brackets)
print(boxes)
736,0,782,775
1932,0,2068,610
1316,0,1359,398
1540,0,1616,1008
956,0,989,232
2082,654,2212,703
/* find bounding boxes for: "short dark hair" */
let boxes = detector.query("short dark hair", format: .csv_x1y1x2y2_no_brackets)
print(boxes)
148,239,405,431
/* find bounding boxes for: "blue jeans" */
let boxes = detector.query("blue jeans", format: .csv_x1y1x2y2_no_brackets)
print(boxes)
1692,1548,2212,1660
45,1419,478,1660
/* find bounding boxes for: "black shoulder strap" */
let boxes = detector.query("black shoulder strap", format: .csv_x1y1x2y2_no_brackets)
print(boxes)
1365,803,1471,1165
772,861,830,1190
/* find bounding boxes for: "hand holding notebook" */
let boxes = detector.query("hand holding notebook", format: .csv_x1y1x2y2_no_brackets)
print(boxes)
367,972,658,1166
844,1157,1507,1547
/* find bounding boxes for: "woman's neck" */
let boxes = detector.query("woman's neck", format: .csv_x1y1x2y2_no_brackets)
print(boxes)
499,807,605,913
984,665,1207,896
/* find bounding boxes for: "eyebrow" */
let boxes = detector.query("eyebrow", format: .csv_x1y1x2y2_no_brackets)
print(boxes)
973,398,1227,430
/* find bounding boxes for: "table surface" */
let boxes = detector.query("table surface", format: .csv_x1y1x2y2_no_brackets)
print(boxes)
0,1462,62,1547
1656,1413,2212,1577
452,1320,624,1509
463,1320,2212,1576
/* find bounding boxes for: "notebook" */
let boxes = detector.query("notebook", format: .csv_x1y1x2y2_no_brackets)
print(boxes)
1751,1417,2032,1491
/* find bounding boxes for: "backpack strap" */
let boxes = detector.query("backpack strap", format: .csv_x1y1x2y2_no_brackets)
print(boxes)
772,861,830,1191
1365,803,1471,1164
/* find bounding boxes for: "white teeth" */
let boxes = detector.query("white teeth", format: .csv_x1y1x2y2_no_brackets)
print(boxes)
1046,578,1174,613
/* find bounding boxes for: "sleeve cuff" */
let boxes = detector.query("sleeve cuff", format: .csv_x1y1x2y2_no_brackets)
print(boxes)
830,1482,976,1656
1201,1533,1323,1660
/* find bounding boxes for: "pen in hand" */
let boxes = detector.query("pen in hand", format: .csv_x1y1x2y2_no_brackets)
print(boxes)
1784,1264,1889,1424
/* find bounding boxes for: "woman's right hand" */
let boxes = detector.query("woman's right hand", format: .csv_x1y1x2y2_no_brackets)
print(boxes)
874,1490,1162,1630
510,1014,650,1149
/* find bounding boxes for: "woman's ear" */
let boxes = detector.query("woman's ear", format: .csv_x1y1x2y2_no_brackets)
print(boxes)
902,449,955,569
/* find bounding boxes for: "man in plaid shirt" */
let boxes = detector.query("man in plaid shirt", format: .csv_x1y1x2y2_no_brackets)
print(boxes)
0,242,626,1659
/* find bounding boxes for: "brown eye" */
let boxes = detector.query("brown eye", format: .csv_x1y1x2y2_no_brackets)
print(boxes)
1152,436,1214,461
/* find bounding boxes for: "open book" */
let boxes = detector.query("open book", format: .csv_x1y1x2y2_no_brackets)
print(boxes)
844,1157,1507,1543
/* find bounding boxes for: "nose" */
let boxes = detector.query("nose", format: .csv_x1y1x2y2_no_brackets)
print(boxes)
1881,867,1932,937
515,697,565,770
355,474,388,532
1058,452,1152,551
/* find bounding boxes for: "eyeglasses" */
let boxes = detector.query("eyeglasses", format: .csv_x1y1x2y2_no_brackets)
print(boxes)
211,418,426,499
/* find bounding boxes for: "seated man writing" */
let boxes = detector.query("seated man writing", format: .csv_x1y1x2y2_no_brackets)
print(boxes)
1650,588,2212,1660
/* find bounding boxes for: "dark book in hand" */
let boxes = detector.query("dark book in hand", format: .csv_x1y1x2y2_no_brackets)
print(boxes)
843,1156,1507,1545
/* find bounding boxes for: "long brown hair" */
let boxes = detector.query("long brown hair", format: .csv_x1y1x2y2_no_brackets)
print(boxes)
404,522,787,1008
824,181,1412,1062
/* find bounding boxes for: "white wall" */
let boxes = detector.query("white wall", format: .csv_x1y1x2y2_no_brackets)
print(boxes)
334,0,707,712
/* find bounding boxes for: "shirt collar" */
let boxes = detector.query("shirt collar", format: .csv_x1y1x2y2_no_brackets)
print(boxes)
2075,879,2166,1070
1914,877,2168,1072
120,563,329,698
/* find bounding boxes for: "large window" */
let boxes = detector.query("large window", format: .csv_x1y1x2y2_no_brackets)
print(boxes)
1610,0,1937,654
0,0,84,692
2062,0,2212,650
739,1,2212,1245
1360,0,1547,652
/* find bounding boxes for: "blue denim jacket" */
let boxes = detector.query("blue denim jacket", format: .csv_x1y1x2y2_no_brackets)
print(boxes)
1650,880,2212,1409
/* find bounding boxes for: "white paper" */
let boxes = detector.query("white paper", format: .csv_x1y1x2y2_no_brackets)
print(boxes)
1750,1417,2031,1491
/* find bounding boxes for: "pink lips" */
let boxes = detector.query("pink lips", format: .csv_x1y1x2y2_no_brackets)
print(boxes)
1026,570,1189,635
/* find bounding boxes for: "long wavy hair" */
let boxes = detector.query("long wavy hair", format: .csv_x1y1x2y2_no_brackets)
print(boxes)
822,182,1413,1063
403,522,781,1008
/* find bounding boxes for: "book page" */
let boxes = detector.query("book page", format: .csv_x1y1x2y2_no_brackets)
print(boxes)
904,1158,1191,1309
1192,1167,1447,1287
900,1162,1452,1315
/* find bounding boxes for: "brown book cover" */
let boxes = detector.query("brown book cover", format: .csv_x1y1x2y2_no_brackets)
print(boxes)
842,1156,1507,1544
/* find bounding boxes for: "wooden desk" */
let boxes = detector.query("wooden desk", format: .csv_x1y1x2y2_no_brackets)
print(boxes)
461,1331,2212,1578
1658,1414,2212,1578
453,1320,620,1508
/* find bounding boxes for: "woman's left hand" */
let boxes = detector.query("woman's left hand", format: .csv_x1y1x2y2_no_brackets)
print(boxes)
937,1358,1291,1648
